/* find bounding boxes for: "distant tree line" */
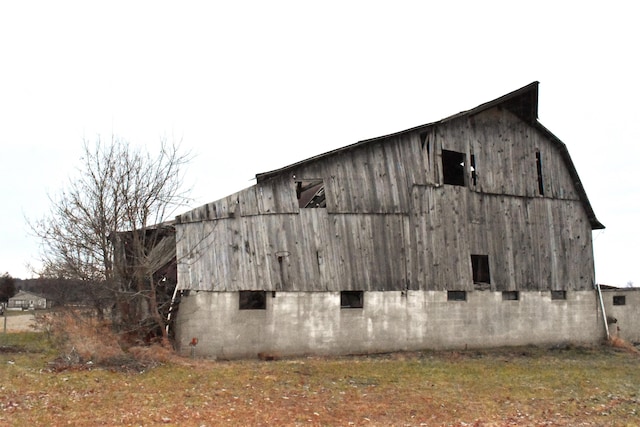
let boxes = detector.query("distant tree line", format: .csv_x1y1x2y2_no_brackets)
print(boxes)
0,273,16,302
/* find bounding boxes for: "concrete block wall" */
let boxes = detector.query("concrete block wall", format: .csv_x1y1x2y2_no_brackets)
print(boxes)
602,288,640,344
175,290,607,359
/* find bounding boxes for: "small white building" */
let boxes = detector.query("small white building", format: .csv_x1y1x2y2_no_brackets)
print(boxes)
8,290,48,310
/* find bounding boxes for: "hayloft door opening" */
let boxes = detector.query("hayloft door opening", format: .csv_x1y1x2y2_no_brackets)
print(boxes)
442,150,466,186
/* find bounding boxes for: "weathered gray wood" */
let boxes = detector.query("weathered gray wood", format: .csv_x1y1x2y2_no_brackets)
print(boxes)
176,105,597,294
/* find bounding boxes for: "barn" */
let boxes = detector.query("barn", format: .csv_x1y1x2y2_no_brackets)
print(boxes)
173,82,608,359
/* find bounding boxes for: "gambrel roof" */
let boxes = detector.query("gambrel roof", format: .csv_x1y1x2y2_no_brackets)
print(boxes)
256,82,604,230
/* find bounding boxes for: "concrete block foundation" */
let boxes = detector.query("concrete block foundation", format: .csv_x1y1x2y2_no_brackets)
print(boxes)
174,290,608,359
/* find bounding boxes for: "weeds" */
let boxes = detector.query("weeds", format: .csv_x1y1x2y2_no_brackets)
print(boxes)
33,309,177,372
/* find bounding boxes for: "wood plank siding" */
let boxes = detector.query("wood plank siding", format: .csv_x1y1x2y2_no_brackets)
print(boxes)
176,85,601,295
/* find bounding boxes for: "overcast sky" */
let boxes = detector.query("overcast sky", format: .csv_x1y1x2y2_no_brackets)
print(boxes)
1,1,638,286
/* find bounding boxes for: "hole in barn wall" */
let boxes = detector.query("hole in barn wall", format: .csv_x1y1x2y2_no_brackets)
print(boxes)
536,151,545,196
551,290,567,300
470,153,477,186
420,131,431,162
296,179,326,208
471,254,490,284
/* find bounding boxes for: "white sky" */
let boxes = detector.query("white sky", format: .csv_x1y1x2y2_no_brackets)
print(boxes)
1,1,638,286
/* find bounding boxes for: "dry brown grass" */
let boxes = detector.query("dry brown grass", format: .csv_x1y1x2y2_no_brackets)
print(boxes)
37,311,125,364
608,335,640,355
1,331,639,426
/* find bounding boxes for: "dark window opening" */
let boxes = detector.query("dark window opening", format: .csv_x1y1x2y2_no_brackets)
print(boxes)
296,180,326,208
340,291,364,309
448,290,467,301
551,290,567,300
471,254,490,284
442,149,466,186
536,151,544,196
613,295,626,306
239,291,267,310
470,154,477,186
502,291,519,301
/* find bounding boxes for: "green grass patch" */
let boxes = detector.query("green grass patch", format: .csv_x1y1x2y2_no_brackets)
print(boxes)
0,331,52,354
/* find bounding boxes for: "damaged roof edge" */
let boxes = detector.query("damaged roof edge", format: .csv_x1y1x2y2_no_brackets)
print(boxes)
251,81,603,230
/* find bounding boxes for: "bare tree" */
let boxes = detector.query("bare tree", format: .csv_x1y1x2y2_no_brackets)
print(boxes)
30,137,190,345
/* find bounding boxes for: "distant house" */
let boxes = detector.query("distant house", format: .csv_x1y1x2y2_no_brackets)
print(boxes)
8,290,49,310
172,82,609,359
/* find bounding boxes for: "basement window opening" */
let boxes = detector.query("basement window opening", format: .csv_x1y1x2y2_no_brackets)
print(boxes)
551,290,567,300
613,295,626,306
296,179,326,208
442,149,466,186
239,291,267,310
535,151,544,196
471,254,490,284
340,291,364,309
447,290,467,301
502,291,519,301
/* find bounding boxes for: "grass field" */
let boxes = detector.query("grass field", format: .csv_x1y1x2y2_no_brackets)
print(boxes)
1,332,639,426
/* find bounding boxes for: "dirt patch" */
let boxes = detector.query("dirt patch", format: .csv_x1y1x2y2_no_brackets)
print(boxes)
0,345,25,353
1,313,36,332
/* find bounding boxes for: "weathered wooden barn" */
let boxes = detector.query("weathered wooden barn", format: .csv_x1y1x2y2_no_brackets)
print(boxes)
173,82,609,359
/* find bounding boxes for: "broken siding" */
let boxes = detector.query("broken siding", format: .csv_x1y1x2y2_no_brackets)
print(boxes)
437,108,581,199
292,137,418,214
178,187,593,293
178,175,299,224
177,104,595,293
